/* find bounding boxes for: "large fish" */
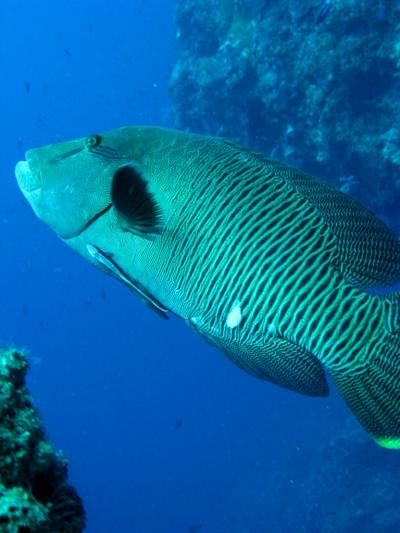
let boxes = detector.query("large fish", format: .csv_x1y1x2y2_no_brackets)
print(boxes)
15,126,400,448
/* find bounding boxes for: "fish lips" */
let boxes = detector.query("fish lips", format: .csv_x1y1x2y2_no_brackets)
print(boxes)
15,159,43,224
15,156,112,240
15,159,41,195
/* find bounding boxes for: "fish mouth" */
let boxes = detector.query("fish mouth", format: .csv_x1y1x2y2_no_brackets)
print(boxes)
15,156,113,240
63,203,113,241
15,159,41,194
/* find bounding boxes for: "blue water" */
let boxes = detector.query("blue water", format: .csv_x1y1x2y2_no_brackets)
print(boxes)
0,2,381,532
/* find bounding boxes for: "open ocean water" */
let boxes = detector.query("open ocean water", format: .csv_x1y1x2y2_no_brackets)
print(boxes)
1,1,400,532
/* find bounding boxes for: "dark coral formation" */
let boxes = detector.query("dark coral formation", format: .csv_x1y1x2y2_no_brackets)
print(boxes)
170,0,400,222
0,348,85,532
272,422,400,532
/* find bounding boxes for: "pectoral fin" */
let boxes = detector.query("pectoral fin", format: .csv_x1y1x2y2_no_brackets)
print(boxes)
111,163,163,237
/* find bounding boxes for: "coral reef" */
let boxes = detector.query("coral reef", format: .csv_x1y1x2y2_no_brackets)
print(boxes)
0,348,85,532
170,0,400,224
272,421,400,532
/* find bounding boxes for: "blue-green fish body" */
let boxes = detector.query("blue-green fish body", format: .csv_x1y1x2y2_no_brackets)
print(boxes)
15,126,400,448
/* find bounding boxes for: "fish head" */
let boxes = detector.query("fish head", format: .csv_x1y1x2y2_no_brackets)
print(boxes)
15,129,140,240
15,127,178,301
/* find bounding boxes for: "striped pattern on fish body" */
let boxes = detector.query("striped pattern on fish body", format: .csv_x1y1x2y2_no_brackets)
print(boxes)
16,126,400,448
148,136,387,370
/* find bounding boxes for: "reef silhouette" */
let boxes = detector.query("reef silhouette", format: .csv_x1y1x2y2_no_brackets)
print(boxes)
0,348,85,532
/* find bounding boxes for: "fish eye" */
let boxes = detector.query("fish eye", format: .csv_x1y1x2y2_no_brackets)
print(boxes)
85,134,102,149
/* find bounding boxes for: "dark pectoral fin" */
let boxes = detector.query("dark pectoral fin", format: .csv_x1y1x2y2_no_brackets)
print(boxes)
111,163,163,237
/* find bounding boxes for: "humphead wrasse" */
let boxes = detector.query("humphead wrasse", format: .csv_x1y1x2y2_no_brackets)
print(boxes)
15,126,400,448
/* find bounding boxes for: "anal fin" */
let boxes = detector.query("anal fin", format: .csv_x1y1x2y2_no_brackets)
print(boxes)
242,336,329,397
194,321,328,397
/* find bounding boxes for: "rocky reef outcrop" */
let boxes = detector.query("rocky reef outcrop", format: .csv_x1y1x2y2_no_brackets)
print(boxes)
170,0,400,224
0,348,85,532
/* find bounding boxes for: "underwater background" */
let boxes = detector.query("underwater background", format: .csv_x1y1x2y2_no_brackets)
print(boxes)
1,0,400,531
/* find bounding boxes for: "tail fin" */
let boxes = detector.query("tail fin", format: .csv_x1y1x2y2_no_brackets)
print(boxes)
330,294,400,449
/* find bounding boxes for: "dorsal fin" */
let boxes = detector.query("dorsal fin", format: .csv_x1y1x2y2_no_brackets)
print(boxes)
111,163,163,237
217,138,400,289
